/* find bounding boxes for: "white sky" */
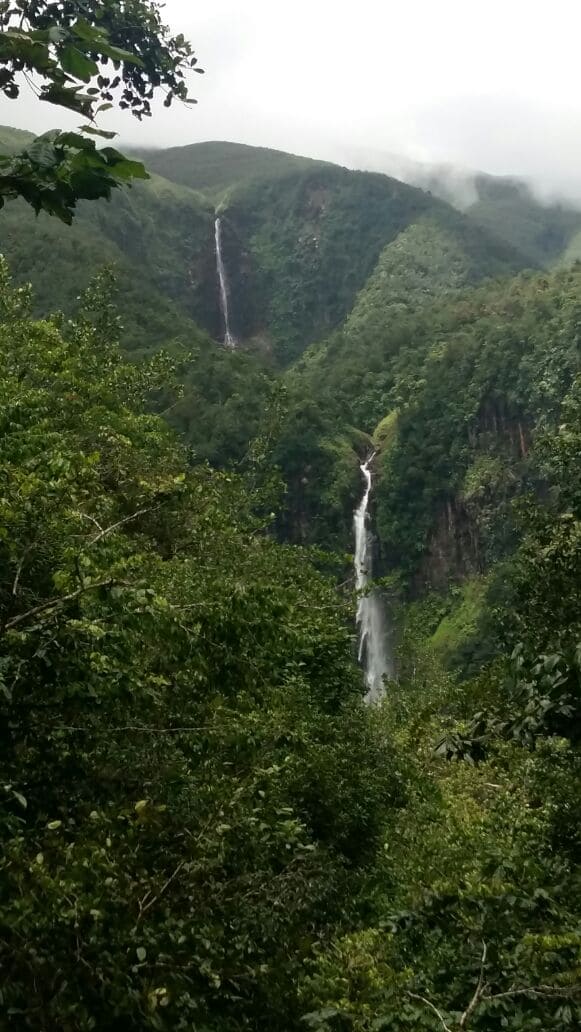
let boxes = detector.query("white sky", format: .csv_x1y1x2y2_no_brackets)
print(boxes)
2,0,581,194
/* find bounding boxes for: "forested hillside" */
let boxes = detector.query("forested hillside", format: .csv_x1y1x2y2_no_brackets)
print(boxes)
133,139,329,200
283,259,581,649
4,129,580,368
360,151,581,268
2,111,581,1030
0,126,219,351
0,263,398,1029
466,174,581,268
0,129,531,363
217,166,528,364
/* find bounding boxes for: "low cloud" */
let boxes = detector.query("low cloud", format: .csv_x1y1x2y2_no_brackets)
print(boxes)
1,0,581,205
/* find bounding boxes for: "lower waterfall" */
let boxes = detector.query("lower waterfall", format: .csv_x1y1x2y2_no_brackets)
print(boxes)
353,454,392,702
214,216,235,349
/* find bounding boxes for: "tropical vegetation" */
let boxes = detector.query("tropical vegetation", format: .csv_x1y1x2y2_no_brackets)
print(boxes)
1,30,581,1026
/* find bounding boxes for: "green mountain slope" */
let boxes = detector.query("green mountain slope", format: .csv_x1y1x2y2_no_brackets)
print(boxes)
342,206,527,342
283,205,535,436
217,165,529,364
0,125,228,350
355,148,581,268
132,139,328,201
0,171,219,352
129,140,535,364
372,266,581,587
466,174,581,268
0,128,534,368
266,204,538,546
277,258,581,656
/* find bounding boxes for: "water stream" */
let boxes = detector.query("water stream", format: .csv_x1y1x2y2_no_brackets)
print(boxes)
214,217,235,349
354,454,392,702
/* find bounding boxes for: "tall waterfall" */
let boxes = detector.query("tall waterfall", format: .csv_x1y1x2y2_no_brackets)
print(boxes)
354,454,392,702
214,217,235,349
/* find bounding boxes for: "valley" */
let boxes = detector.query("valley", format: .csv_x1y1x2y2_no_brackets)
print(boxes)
3,124,581,695
2,119,581,1031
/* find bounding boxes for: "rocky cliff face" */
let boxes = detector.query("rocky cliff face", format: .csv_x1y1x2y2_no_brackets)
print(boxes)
415,403,532,593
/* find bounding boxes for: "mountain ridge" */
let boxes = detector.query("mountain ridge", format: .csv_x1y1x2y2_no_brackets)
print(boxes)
0,125,538,364
129,139,332,202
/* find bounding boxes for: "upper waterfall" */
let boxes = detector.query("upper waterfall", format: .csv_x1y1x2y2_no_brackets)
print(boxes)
353,454,392,702
214,217,235,349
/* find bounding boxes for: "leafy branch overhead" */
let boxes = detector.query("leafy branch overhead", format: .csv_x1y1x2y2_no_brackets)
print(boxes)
0,0,203,220
0,128,149,221
0,0,202,121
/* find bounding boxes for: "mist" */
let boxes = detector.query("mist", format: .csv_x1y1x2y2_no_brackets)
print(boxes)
1,0,581,204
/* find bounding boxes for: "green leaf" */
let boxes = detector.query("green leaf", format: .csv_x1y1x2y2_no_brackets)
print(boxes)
59,45,99,83
40,83,93,118
98,149,148,179
56,131,97,152
48,26,67,44
71,19,105,44
81,126,118,140
71,19,143,66
109,159,149,181
98,146,126,163
24,139,58,169
98,41,144,67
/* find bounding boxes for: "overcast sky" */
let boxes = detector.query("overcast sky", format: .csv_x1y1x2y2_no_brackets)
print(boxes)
2,0,581,196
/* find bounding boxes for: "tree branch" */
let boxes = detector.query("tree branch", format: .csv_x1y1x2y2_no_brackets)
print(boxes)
89,506,159,546
460,942,487,1029
4,579,115,631
11,543,35,597
406,992,453,1032
136,861,185,923
486,984,581,1003
76,511,104,534
406,967,581,1032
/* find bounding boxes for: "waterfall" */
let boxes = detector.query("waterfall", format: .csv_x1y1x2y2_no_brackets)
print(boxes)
214,217,235,349
354,454,392,703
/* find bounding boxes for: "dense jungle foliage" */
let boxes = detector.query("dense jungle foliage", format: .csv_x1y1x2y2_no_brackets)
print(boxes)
0,263,399,1029
218,166,526,365
1,124,581,1030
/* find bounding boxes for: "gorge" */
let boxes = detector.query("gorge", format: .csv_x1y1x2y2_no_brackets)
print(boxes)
1,127,581,1032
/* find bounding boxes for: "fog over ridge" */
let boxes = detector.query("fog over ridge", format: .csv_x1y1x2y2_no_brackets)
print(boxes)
1,0,581,207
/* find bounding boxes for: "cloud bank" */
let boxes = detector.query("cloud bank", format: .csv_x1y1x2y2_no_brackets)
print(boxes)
1,0,580,200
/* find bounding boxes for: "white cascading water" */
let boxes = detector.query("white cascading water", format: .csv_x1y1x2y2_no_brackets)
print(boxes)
354,454,392,702
214,216,235,349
